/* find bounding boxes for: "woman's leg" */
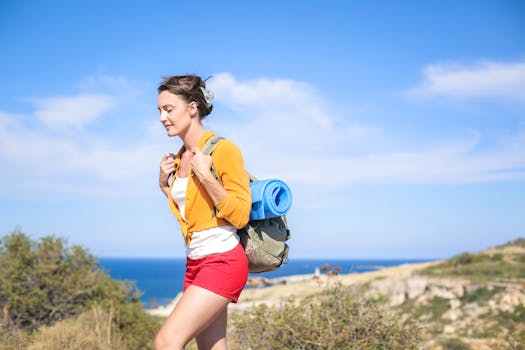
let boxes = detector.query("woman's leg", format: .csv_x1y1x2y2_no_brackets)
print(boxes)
195,307,228,350
154,285,230,350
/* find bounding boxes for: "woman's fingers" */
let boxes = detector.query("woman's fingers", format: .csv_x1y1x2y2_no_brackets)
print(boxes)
160,154,176,177
190,147,212,175
161,153,177,163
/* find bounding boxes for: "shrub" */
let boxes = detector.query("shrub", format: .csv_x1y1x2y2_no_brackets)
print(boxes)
0,230,159,350
452,253,475,266
498,238,525,249
461,286,505,304
0,318,32,350
229,283,420,349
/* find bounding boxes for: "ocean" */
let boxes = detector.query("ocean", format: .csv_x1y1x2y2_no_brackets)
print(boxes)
99,257,431,308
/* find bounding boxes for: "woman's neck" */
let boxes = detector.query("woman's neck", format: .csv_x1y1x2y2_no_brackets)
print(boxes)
181,123,205,151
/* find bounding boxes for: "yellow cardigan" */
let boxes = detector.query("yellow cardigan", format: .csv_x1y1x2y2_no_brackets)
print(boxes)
167,131,251,244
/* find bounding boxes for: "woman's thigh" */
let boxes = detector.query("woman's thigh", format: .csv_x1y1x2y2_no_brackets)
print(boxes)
155,285,230,349
195,307,228,350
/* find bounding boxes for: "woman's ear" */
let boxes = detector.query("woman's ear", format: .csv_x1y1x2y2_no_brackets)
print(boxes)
188,101,198,117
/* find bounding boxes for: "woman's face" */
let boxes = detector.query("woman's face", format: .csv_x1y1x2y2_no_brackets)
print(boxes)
157,90,196,137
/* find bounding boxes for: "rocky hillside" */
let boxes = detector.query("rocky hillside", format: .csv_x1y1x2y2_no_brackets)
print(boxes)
365,239,525,349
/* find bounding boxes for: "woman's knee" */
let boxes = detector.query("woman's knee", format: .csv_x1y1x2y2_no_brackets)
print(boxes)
153,332,171,350
154,330,187,350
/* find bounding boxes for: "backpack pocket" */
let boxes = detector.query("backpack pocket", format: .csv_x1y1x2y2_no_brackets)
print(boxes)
238,216,290,273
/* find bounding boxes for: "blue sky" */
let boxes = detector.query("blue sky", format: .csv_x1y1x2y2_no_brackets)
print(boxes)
1,1,524,259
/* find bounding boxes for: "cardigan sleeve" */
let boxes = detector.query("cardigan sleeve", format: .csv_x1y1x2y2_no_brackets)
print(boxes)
212,140,251,229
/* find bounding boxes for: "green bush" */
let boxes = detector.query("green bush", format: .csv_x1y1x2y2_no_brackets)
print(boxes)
229,283,421,349
498,238,525,249
426,297,450,321
513,254,525,263
0,230,159,350
461,286,505,304
452,253,475,266
0,319,32,350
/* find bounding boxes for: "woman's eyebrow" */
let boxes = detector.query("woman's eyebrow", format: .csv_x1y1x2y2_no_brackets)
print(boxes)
157,104,173,111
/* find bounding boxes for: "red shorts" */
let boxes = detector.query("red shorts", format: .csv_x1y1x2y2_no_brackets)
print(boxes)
183,243,248,303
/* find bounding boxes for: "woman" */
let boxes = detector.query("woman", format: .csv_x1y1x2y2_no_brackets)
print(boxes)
155,75,251,350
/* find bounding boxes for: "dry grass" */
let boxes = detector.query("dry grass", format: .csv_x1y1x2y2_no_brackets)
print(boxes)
28,305,125,350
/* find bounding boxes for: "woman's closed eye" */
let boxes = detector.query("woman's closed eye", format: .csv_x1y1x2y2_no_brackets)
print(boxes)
158,104,174,113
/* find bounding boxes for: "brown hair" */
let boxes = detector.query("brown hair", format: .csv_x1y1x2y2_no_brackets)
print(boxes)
158,75,213,119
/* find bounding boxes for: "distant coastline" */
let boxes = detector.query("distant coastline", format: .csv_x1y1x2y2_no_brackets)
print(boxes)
147,260,440,317
99,257,435,307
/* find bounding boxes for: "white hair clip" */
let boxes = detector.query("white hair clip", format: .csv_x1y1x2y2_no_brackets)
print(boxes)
199,87,214,107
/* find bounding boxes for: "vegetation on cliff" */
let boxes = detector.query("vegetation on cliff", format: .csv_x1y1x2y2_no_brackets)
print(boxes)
420,238,525,282
396,238,525,349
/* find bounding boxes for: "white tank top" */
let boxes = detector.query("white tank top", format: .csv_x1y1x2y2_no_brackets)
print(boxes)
171,176,239,259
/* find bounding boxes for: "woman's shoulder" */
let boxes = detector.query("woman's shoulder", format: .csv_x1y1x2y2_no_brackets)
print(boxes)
214,136,242,154
212,136,244,164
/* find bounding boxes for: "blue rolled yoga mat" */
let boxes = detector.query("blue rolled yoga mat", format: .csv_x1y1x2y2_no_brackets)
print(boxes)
249,179,292,220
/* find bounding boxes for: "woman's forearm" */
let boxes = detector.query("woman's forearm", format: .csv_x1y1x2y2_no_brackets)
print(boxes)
194,172,227,205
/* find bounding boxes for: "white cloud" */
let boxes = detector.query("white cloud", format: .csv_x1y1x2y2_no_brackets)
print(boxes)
407,58,525,103
1,73,524,206
0,110,165,198
282,140,525,187
0,73,168,199
31,94,114,131
78,74,133,91
210,72,332,129
208,73,375,158
207,73,525,207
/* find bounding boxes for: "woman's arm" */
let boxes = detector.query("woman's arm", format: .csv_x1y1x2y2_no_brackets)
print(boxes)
191,141,251,229
190,147,228,205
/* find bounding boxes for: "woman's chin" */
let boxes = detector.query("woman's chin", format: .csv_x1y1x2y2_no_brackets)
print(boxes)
166,129,178,137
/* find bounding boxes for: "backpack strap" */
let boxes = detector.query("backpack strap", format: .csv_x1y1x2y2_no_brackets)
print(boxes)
202,135,258,183
201,134,225,182
201,134,224,156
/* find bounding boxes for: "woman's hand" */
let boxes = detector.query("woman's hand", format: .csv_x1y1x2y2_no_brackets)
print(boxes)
190,147,228,205
159,153,176,195
190,147,213,181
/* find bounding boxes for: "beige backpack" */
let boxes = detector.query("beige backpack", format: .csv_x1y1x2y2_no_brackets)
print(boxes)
202,135,290,273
